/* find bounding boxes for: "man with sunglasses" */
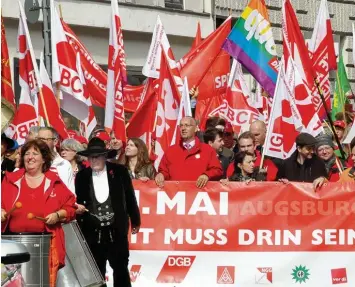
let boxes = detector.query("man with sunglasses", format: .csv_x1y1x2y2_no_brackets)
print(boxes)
38,127,75,193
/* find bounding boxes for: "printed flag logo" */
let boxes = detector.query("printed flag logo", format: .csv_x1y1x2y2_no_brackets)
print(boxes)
255,267,272,284
129,265,141,283
217,266,235,284
291,265,310,284
156,256,196,283
331,268,348,285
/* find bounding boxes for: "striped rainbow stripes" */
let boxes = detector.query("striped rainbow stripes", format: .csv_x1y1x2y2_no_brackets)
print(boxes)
223,0,278,97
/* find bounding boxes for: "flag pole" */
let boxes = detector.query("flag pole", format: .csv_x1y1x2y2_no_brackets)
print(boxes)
18,2,50,126
314,78,346,159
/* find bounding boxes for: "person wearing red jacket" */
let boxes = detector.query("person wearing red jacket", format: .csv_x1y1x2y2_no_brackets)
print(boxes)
226,132,278,181
155,117,223,188
1,139,76,287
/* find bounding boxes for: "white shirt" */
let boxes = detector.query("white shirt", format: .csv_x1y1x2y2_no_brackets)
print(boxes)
183,140,195,150
92,166,109,204
51,154,75,194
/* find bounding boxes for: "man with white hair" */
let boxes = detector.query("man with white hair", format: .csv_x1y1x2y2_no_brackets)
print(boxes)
38,127,75,193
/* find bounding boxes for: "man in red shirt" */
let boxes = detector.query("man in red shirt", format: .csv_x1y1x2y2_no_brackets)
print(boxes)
155,117,223,188
226,132,278,181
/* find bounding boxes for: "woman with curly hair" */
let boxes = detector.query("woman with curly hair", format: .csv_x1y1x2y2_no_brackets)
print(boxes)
124,138,156,181
1,139,76,286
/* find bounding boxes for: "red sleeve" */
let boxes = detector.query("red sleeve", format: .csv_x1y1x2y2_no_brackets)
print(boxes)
264,159,278,181
226,163,234,178
204,149,223,180
158,153,171,180
56,183,76,222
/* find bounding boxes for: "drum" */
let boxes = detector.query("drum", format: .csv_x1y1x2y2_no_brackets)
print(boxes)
1,234,51,287
57,221,104,287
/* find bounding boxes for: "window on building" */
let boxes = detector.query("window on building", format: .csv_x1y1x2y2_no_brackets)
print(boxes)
165,0,183,10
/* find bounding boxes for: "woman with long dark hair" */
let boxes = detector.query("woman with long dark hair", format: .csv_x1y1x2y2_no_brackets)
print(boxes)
124,138,156,181
221,151,266,184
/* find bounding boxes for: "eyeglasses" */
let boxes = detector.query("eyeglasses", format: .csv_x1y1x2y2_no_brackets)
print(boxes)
38,137,56,142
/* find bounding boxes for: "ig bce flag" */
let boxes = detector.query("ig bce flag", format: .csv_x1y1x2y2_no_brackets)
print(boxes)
222,0,278,97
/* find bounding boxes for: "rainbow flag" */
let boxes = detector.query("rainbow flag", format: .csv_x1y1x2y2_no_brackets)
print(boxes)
223,0,278,97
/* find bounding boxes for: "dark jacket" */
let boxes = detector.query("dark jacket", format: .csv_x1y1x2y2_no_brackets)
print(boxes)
1,158,15,182
128,163,156,180
75,162,141,240
229,167,266,182
276,150,327,182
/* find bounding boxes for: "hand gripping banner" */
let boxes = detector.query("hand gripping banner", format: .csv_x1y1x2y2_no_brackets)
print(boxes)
107,181,355,286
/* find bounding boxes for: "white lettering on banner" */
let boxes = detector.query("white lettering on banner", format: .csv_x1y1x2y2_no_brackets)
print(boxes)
154,191,355,216
244,10,277,56
215,74,229,89
164,229,228,245
168,257,192,267
156,191,229,215
130,228,154,244
312,229,355,245
7,119,38,141
209,100,260,127
238,229,302,245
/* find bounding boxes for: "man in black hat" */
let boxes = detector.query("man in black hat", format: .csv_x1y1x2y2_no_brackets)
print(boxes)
75,137,141,287
1,133,16,181
276,133,328,188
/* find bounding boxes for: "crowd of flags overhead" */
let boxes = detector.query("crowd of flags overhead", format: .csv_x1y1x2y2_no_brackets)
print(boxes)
1,0,355,163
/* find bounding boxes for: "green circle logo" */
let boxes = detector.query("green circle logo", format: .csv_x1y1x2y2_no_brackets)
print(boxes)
291,265,310,283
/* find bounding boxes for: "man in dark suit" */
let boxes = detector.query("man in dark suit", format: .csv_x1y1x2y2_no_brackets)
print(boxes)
75,137,141,287
1,133,16,181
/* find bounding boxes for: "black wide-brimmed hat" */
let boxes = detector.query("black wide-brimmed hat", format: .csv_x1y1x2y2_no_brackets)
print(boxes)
76,137,117,158
1,133,15,150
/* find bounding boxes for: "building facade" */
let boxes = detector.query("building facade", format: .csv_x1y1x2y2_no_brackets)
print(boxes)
2,0,355,123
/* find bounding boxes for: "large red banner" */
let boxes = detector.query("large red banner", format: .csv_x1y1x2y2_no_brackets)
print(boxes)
106,181,355,286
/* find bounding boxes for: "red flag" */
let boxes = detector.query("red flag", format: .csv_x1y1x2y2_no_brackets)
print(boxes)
282,0,316,89
282,0,323,134
5,6,38,144
126,78,157,149
104,0,127,142
264,57,303,159
201,60,260,134
191,22,202,50
1,17,16,111
308,0,337,119
154,51,181,168
51,0,94,129
61,19,142,112
39,55,69,140
179,18,231,121
76,53,97,139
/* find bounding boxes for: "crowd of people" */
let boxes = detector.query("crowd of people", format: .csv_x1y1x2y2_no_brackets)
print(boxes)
1,116,355,287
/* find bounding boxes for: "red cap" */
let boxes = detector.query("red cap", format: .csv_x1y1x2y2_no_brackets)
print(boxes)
334,120,345,129
74,135,88,145
95,131,111,142
224,121,233,134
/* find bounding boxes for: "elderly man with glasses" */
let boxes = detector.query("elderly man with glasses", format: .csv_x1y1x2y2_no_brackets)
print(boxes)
38,127,75,193
155,116,223,188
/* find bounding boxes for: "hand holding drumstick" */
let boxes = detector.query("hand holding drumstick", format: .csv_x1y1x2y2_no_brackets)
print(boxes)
1,202,22,222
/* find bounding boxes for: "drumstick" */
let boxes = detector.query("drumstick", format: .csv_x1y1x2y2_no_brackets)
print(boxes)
27,213,47,222
7,202,22,215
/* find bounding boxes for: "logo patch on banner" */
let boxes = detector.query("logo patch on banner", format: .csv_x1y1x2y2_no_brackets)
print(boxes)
291,265,310,284
331,268,347,285
217,266,235,284
156,256,195,283
255,267,272,284
130,265,142,283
